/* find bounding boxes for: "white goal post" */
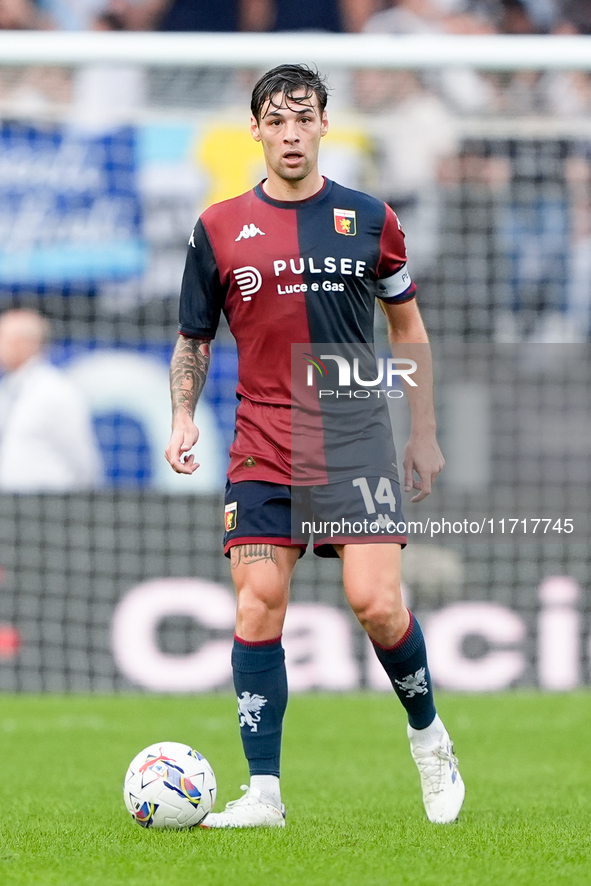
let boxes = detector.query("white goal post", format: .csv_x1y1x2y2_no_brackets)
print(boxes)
1,31,591,71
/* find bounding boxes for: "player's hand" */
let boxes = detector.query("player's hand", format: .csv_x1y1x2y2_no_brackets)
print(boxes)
403,433,445,503
165,419,200,474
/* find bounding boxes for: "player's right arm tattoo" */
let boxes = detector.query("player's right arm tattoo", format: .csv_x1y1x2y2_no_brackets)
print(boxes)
170,336,211,419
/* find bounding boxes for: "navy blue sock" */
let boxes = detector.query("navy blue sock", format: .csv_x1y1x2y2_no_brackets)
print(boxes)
371,611,436,730
231,635,288,778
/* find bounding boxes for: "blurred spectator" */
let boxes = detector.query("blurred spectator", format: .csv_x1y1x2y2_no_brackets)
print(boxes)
492,139,580,342
472,0,559,31
363,0,495,34
545,3,591,115
242,0,377,32
363,0,440,33
113,0,242,30
113,0,376,32
497,0,537,32
363,1,496,113
491,0,538,114
35,0,106,29
68,2,147,128
0,0,40,28
562,146,591,340
490,0,591,114
0,310,103,491
551,1,591,340
559,0,591,32
355,69,459,274
525,0,559,30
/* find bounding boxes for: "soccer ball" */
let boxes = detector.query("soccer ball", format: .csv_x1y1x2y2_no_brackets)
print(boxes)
123,741,217,829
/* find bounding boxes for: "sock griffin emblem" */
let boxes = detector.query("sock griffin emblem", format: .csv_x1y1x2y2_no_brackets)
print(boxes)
394,667,428,698
237,691,268,732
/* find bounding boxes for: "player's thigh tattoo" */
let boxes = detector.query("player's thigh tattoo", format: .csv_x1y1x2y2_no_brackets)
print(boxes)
230,544,278,567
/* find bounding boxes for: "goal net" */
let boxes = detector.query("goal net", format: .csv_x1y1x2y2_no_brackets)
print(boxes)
0,32,589,692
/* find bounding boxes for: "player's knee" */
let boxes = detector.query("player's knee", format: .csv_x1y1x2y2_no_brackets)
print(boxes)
236,583,288,626
350,593,406,636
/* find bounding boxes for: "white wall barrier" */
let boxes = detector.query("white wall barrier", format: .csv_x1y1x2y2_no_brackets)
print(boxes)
111,574,583,693
112,578,360,693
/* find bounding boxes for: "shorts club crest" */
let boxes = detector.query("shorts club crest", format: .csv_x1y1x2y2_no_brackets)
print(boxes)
225,501,237,531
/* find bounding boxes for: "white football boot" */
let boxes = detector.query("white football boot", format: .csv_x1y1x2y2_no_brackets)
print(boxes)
408,725,465,824
200,785,286,828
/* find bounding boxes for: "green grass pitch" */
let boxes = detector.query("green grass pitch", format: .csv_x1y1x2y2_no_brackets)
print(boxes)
0,692,590,886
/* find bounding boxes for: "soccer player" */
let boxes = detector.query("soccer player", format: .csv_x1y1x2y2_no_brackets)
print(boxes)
165,64,465,827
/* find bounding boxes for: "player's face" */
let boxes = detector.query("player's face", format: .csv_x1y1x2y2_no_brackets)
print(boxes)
250,90,328,185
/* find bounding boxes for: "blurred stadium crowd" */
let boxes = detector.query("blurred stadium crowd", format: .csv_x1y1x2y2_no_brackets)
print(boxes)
0,0,590,37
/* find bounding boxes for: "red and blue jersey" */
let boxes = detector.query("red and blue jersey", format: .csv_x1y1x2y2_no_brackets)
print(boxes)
178,177,415,484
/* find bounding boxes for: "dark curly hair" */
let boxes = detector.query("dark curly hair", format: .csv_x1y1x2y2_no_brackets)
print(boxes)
250,64,329,122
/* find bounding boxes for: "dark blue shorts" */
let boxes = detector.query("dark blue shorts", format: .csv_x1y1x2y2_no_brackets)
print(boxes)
223,477,407,559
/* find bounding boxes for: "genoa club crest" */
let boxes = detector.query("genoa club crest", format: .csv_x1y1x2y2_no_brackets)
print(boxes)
225,501,237,532
334,208,356,236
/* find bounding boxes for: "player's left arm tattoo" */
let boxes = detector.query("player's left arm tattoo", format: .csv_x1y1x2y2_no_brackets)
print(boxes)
230,544,278,567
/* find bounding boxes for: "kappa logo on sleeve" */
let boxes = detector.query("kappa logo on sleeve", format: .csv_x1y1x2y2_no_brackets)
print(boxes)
334,208,356,236
225,501,237,531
